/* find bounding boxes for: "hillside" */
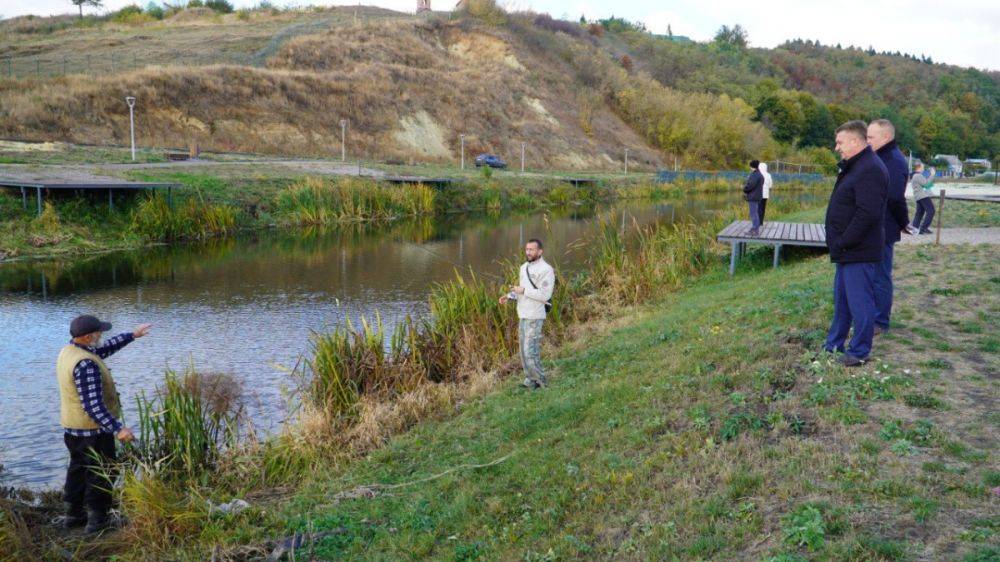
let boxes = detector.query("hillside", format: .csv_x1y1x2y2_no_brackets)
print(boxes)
1,4,998,170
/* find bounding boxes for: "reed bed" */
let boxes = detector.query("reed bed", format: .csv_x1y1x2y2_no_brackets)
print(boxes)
127,370,244,481
274,177,436,225
130,193,238,241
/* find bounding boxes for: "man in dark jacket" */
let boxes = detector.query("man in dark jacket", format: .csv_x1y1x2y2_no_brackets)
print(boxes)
867,119,910,335
824,120,888,366
742,160,764,236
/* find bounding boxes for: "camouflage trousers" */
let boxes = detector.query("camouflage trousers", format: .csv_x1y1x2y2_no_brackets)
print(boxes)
518,318,545,385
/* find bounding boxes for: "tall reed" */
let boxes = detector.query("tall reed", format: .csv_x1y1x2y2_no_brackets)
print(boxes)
130,193,238,241
128,370,243,480
275,177,436,225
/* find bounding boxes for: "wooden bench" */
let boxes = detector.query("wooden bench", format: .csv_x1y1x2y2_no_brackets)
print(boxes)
717,220,827,275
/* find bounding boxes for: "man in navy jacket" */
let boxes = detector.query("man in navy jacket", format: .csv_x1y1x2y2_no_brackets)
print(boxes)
867,119,910,334
742,160,764,235
824,120,889,366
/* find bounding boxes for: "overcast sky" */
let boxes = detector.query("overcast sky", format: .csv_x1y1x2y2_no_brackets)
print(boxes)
3,0,998,71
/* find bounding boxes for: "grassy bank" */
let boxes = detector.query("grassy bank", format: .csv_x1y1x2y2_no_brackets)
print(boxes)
0,172,817,261
7,196,993,560
272,243,996,561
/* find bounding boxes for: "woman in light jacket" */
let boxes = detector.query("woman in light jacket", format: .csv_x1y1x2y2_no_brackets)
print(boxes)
758,162,772,224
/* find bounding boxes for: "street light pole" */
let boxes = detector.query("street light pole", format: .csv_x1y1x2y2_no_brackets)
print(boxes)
125,96,137,161
460,134,466,171
340,119,347,162
521,142,526,173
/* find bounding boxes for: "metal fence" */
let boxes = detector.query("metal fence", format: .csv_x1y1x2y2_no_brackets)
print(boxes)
656,170,827,184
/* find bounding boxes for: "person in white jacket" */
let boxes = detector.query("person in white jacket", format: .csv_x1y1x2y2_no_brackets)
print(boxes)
499,238,555,389
758,162,773,224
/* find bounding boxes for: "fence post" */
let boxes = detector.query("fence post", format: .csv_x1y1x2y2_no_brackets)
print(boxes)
935,189,945,245
111,54,115,73
5,56,10,79
35,59,40,78
63,55,67,77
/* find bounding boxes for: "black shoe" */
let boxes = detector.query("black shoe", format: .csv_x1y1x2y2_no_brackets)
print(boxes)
837,355,866,367
874,325,888,336
919,228,932,235
84,509,115,535
63,509,87,529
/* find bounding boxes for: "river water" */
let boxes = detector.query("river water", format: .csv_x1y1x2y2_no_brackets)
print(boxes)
0,193,798,488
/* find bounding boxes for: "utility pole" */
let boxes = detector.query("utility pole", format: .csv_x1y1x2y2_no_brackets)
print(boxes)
460,134,466,171
125,96,137,161
520,142,526,173
340,119,347,161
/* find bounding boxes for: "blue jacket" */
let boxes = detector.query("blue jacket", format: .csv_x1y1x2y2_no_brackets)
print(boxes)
742,169,764,201
875,140,910,244
825,146,888,263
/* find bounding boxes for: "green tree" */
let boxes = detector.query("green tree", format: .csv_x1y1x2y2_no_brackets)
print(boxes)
714,24,748,49
70,0,102,18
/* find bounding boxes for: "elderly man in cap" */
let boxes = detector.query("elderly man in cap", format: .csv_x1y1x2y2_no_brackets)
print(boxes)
57,314,151,534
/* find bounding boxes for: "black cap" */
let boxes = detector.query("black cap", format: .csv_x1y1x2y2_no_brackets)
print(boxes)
70,315,112,338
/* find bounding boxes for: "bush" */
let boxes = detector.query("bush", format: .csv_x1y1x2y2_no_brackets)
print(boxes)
587,23,604,37
204,0,233,13
145,2,165,20
533,14,583,37
111,4,147,23
186,0,203,6
461,0,506,26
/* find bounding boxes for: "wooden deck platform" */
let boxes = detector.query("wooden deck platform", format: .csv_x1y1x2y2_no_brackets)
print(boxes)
717,220,827,275
0,179,181,215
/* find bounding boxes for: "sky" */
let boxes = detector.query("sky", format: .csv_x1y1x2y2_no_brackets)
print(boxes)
3,0,998,71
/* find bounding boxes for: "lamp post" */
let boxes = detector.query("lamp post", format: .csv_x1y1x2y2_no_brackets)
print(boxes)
340,119,347,161
125,96,137,161
460,134,466,171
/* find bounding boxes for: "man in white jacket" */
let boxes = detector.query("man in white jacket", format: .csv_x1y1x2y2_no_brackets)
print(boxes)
499,238,555,389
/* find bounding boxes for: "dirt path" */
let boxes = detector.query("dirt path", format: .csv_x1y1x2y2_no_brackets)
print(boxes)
0,159,386,184
897,228,1000,245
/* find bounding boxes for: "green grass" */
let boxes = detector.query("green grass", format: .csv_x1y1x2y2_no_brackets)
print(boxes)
107,243,979,560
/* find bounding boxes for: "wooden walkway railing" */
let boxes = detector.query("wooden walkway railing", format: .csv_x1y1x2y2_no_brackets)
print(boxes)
717,221,826,275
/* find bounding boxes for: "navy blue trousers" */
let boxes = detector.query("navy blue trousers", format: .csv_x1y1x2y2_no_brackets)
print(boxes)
825,262,877,360
873,242,894,329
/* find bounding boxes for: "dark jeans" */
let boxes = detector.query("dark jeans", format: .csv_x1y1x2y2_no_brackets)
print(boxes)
758,198,767,224
64,432,116,513
748,201,761,230
825,262,877,360
873,242,894,329
912,198,935,230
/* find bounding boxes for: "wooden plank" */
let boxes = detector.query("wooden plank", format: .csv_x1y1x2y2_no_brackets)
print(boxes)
795,223,803,241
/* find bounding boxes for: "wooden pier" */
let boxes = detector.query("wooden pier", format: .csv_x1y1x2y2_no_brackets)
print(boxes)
0,179,181,216
717,220,826,275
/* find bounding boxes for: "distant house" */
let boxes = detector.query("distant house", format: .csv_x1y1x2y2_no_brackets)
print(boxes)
964,158,992,171
932,154,963,176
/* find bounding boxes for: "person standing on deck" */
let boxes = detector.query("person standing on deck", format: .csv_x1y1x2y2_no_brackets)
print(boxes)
57,315,152,534
823,120,888,367
743,160,765,236
867,119,911,335
758,162,773,225
499,238,555,389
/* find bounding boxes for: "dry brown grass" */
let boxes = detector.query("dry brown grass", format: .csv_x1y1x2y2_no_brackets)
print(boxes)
0,17,662,169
